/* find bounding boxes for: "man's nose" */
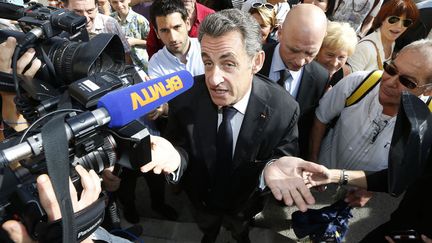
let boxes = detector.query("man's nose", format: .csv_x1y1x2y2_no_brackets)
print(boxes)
207,66,224,86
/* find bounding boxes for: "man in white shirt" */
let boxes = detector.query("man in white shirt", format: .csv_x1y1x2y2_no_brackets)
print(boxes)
147,0,204,78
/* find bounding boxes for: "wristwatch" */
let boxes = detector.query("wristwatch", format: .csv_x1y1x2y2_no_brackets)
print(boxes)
339,169,349,185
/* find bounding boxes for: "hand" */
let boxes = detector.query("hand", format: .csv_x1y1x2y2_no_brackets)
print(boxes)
263,156,329,212
303,169,332,188
344,188,373,207
0,37,41,79
140,135,181,174
127,37,138,47
146,103,168,120
2,165,100,243
101,166,121,192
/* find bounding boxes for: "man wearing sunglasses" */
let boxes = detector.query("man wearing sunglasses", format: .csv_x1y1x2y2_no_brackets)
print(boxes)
307,39,432,239
310,39,432,180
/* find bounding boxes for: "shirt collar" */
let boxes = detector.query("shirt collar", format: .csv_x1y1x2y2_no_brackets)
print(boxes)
232,84,251,115
92,13,104,32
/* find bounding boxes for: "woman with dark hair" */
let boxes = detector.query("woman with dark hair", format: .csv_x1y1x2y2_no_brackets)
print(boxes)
348,0,419,72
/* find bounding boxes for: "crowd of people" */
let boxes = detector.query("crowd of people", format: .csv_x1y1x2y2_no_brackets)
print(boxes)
1,0,432,242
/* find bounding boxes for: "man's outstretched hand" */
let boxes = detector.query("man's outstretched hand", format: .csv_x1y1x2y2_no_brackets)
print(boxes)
264,156,329,212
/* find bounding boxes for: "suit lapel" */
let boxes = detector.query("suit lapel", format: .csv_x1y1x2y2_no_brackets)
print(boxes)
296,63,314,110
196,91,218,173
232,76,272,170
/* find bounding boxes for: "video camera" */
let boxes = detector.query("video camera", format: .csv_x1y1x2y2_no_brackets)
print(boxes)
0,1,132,123
0,1,154,242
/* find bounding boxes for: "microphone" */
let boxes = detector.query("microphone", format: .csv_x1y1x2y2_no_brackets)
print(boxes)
98,70,194,128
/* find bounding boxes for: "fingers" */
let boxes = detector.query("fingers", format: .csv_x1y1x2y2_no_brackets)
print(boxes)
75,165,101,211
384,236,396,243
422,235,432,243
143,135,180,174
16,48,37,75
140,161,161,173
269,186,283,201
36,174,61,221
0,37,17,73
299,160,329,175
2,220,35,243
23,58,41,79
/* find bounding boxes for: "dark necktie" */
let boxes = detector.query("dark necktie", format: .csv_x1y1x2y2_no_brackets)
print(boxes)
208,106,237,209
277,69,291,89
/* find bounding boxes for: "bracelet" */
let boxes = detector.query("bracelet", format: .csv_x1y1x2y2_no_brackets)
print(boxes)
339,169,348,185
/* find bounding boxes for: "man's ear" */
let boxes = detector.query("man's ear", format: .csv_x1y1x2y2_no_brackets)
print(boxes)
252,51,265,74
152,24,160,39
185,18,192,32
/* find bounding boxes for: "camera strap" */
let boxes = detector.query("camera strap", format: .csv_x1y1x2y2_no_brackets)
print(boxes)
41,114,75,243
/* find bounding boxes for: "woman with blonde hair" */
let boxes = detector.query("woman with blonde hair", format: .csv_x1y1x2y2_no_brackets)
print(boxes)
315,21,358,85
249,3,278,43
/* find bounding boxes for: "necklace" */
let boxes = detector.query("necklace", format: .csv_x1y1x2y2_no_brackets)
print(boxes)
352,0,369,13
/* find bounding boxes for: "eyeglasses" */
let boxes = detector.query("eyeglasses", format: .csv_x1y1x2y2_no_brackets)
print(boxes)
383,61,432,89
387,16,413,28
252,2,274,10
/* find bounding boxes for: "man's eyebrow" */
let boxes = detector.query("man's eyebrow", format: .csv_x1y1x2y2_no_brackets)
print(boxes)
220,52,237,60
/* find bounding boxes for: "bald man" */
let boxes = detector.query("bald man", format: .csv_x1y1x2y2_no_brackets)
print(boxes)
259,4,330,159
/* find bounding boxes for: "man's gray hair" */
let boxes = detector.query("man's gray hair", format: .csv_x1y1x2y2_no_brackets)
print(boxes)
198,9,262,58
401,39,432,84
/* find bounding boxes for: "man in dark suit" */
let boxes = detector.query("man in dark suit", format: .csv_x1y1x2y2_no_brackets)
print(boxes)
259,4,329,159
141,8,328,243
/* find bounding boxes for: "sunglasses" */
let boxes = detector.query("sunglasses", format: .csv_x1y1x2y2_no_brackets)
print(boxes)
387,16,413,28
252,2,274,10
383,61,432,89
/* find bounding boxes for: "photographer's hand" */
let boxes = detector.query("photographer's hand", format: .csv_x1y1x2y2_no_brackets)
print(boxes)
0,37,42,133
0,37,41,79
141,135,181,174
2,165,101,243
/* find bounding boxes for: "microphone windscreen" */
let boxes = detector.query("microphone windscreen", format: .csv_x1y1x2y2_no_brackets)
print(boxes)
98,70,194,127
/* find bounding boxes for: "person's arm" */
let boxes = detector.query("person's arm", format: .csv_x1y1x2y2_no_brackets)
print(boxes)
308,115,327,162
0,37,41,132
304,168,367,189
127,37,147,47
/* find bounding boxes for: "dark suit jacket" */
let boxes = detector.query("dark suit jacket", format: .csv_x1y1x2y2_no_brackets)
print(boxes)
259,43,329,159
166,74,299,214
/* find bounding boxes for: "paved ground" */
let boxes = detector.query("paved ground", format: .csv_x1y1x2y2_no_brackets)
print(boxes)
117,177,402,242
